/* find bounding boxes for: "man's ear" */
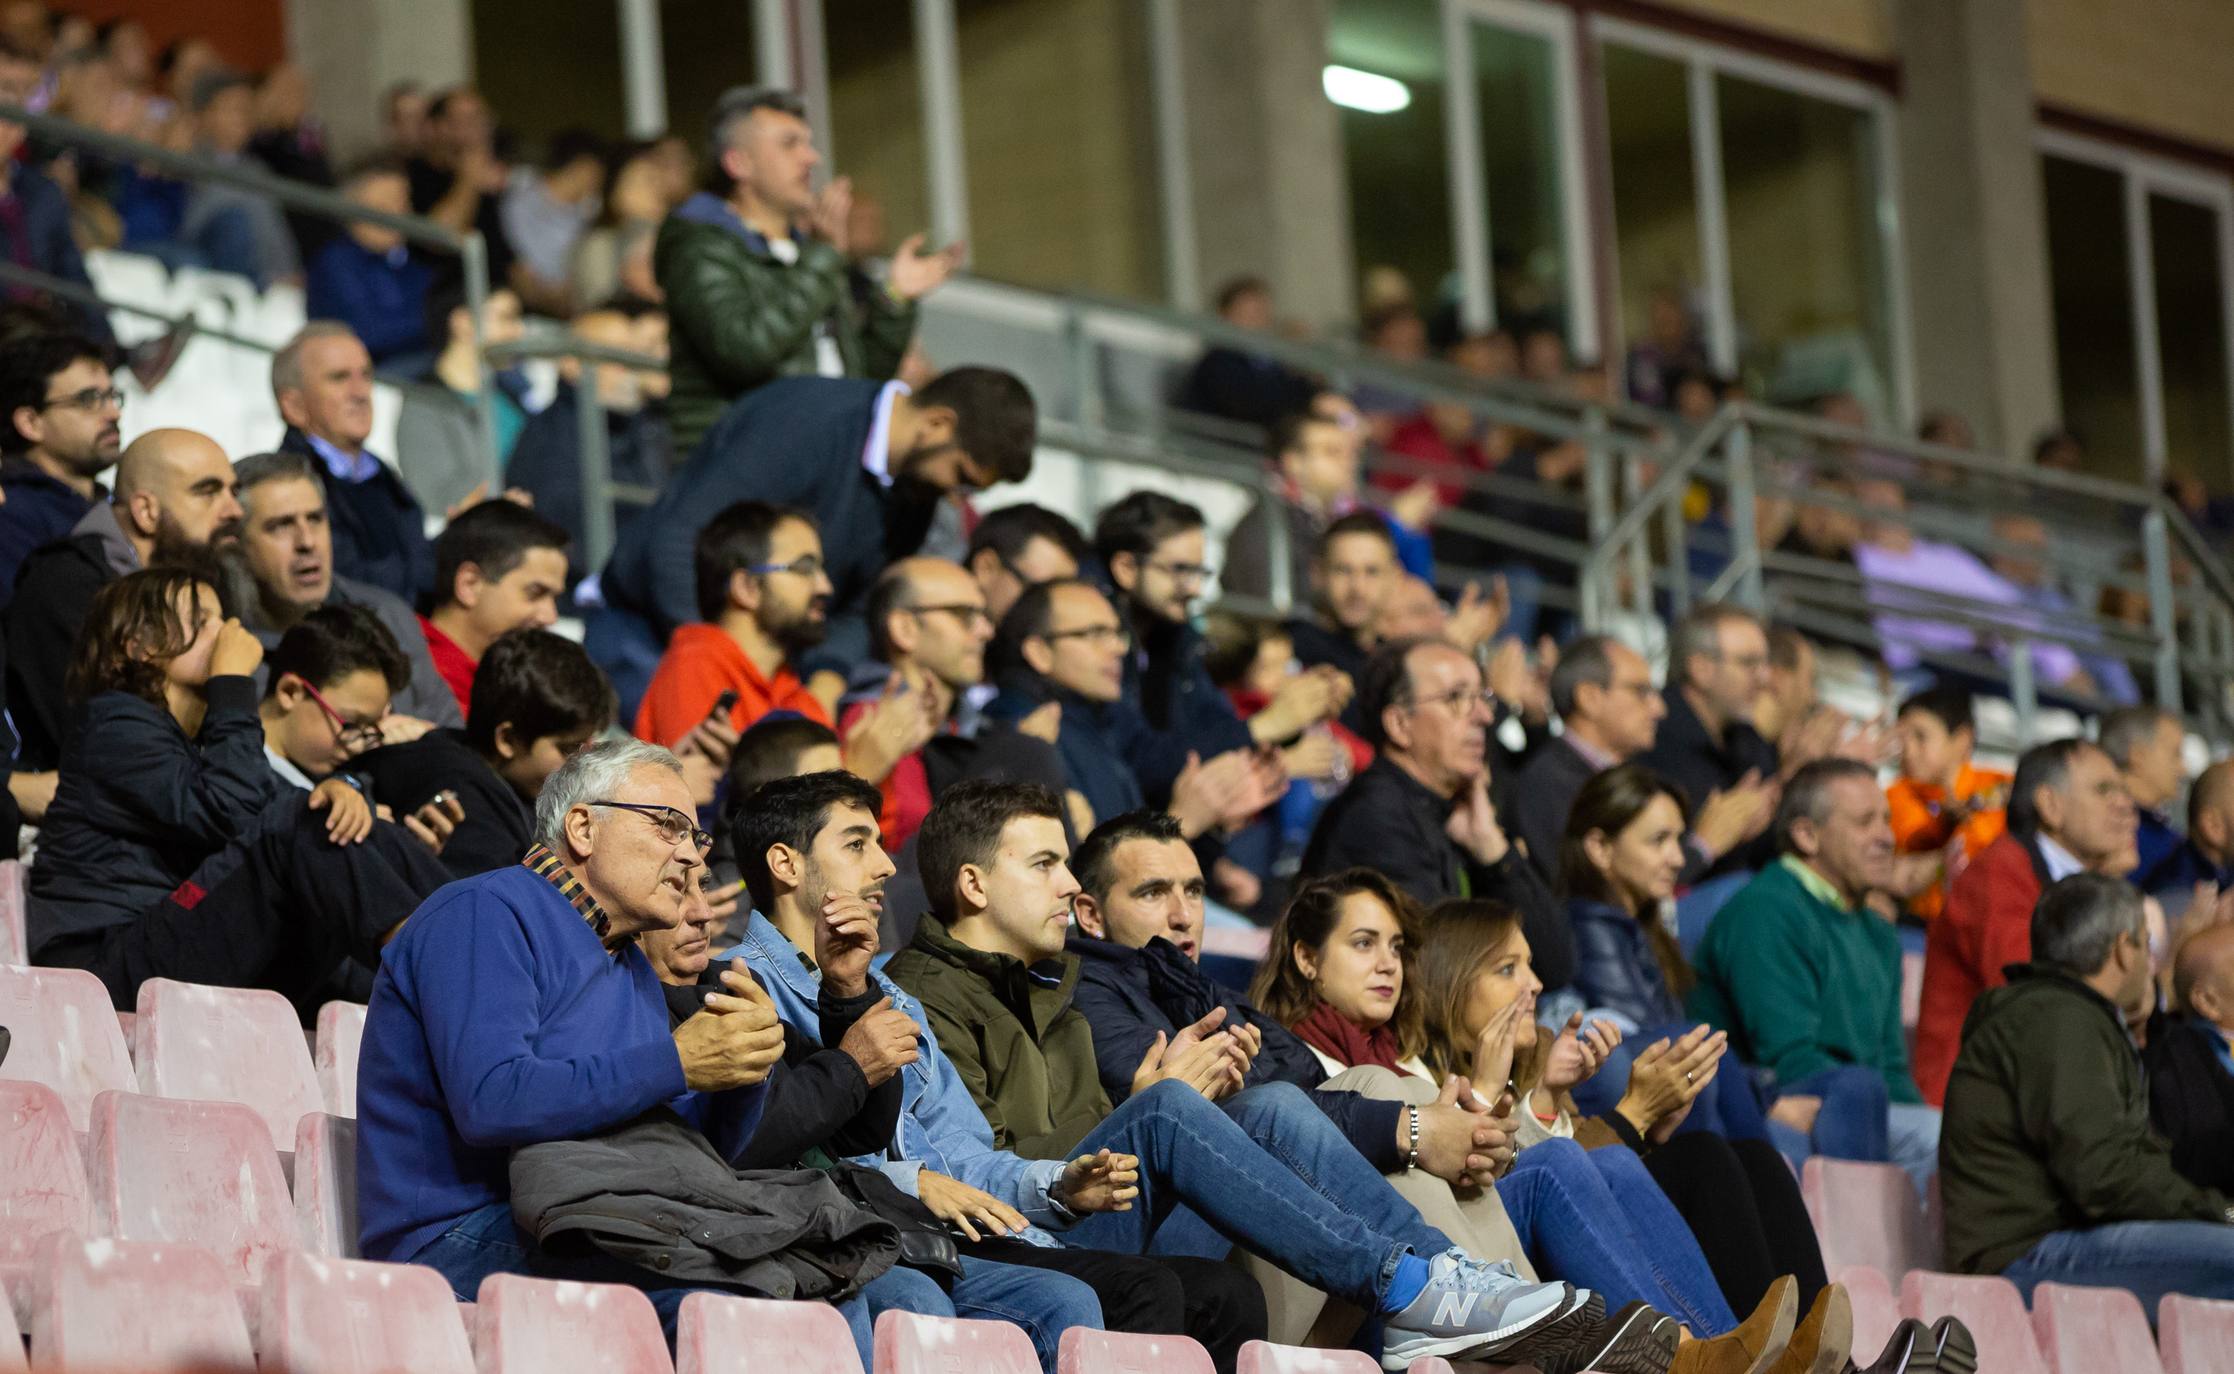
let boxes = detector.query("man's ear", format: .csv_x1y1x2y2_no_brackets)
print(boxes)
1021,635,1054,678
1787,816,1820,860
272,672,308,712
452,560,486,611
727,567,761,616
10,404,42,450
765,841,803,894
2032,783,2067,836
277,386,308,431
954,861,989,917
1073,891,1105,939
491,720,522,762
563,803,597,861
1108,550,1139,596
916,404,957,450
1380,701,1413,755
124,489,162,540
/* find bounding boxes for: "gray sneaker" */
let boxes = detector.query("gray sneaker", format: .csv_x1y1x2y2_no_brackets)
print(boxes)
1380,1251,1574,1368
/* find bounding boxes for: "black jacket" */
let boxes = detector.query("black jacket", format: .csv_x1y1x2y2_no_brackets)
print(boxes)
351,729,532,880
280,427,435,606
1067,932,1402,1172
504,384,675,585
1125,615,1254,759
1286,616,1371,737
1302,755,1575,991
1567,897,1688,1029
1175,347,1315,430
1638,689,1779,876
0,457,95,603
4,512,128,771
2144,1012,2234,1196
1513,735,1597,881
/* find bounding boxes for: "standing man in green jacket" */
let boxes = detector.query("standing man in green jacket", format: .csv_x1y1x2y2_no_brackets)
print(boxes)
1940,872,2234,1308
1689,759,1941,1185
658,87,966,455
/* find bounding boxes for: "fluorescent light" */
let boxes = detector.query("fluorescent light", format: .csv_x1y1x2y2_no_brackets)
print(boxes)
1322,64,1410,114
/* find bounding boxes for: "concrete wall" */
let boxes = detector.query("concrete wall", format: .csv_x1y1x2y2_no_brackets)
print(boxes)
287,0,473,163
2029,0,2234,151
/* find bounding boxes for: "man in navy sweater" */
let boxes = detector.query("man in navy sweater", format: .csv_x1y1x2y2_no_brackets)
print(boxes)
356,737,960,1359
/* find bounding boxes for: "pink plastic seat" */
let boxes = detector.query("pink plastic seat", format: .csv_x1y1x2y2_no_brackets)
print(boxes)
86,1090,295,1289
314,1001,367,1118
876,1310,1041,1374
294,1111,358,1259
1058,1327,1215,1374
0,859,24,966
0,1080,88,1265
1802,1158,1935,1281
472,1273,670,1374
2029,1282,2161,1374
27,1233,254,1373
1900,1271,2048,1374
0,1265,22,1374
1235,1341,1381,1374
1837,1265,1902,1364
2159,1294,2234,1374
135,978,323,1153
677,1292,861,1374
0,966,134,1131
256,1250,473,1374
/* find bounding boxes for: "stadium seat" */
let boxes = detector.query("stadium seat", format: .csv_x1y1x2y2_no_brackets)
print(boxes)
1234,1341,1381,1374
26,1233,255,1373
314,1001,367,1118
1837,1265,1902,1363
876,1310,1040,1374
255,1250,474,1374
86,1090,295,1290
0,1273,22,1374
677,1292,861,1374
0,1081,88,1265
135,978,324,1154
1899,1271,2047,1374
0,859,24,965
1801,1158,1936,1281
1057,1327,1215,1374
2028,1282,2161,1374
293,1112,358,1259
0,965,134,1131
2158,1294,2234,1374
473,1273,670,1374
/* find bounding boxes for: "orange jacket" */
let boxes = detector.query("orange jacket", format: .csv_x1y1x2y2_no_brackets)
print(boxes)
634,623,832,747
1886,762,2011,920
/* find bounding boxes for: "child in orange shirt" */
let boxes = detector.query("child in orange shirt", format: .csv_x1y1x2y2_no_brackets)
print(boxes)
1887,686,2010,920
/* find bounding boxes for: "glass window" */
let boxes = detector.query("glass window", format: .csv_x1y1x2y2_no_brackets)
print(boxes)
2042,154,2142,479
826,0,932,258
1469,21,1570,341
2150,192,2233,489
1331,0,1451,321
1600,43,1705,393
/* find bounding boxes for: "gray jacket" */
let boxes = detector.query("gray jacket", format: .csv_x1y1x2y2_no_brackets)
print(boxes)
240,573,464,729
509,1109,900,1300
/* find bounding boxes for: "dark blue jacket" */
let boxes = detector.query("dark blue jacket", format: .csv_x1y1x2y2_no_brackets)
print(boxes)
305,237,433,365
2141,836,2234,901
1067,931,1402,1172
984,670,1207,826
504,383,673,585
2,164,111,345
2134,807,2184,890
1566,896,1687,1029
0,457,95,603
1124,615,1253,759
281,427,435,606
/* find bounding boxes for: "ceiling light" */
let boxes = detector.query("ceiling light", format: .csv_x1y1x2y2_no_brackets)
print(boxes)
1322,64,1410,114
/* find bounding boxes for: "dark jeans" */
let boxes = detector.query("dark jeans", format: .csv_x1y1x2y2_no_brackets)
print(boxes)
965,1238,1265,1374
2000,1221,2234,1314
40,795,451,1016
1640,1132,1828,1317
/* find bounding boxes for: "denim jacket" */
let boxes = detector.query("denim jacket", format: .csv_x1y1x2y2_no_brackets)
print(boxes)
730,912,1069,1244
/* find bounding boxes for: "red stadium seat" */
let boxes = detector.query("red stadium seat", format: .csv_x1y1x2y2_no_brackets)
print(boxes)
2029,1282,2161,1374
0,859,25,967
876,1310,1040,1374
135,978,324,1154
86,1090,295,1289
314,1001,367,1118
255,1250,474,1374
0,1267,22,1374
1900,1271,2047,1374
2158,1294,2234,1374
1801,1158,1936,1281
0,965,133,1131
1836,1265,1902,1363
0,1080,87,1263
1057,1327,1215,1374
473,1273,671,1374
27,1233,254,1373
677,1292,862,1374
1235,1341,1381,1374
293,1111,358,1259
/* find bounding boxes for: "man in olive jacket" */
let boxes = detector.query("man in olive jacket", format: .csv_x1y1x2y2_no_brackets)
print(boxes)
1940,872,2234,1310
657,87,963,455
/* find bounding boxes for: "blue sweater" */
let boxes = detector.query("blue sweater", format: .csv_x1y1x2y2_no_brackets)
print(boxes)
357,864,767,1263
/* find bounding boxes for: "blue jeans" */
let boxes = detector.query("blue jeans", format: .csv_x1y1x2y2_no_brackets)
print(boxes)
1496,1140,1737,1336
1769,1065,1890,1164
1063,1081,1441,1310
2001,1221,2234,1314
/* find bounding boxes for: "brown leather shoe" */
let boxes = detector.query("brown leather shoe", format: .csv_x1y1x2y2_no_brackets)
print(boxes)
1669,1276,1797,1374
1765,1284,1851,1374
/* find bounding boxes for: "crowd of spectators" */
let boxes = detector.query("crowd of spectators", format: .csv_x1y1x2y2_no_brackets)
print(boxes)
0,11,2231,1374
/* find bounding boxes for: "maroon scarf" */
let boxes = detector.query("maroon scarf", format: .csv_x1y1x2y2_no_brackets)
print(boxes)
1293,1000,1406,1074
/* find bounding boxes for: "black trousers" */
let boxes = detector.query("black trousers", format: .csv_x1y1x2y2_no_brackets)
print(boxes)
960,1236,1266,1374
42,794,451,1018
1640,1131,1830,1316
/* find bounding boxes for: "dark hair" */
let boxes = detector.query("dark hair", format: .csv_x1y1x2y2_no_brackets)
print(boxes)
1411,898,1526,1081
967,502,1087,572
915,779,1064,923
420,277,521,353
542,126,605,174
233,448,319,503
723,715,840,806
1250,868,1426,1060
338,151,408,192
1315,510,1397,562
2098,705,2180,770
0,332,109,455
2031,872,2144,978
434,499,570,609
1897,685,1974,739
66,565,221,707
1361,304,1421,345
1268,410,1339,463
694,500,812,624
914,368,1037,486
464,629,616,756
1356,635,1439,750
864,562,924,664
1773,758,1879,854
989,577,1098,680
263,603,410,700
1200,609,1276,689
729,769,884,915
2008,737,2096,839
1071,809,1187,909
1547,634,1618,721
1558,765,1696,999
1668,603,1762,690
705,85,808,191
1767,624,1811,674
1212,275,1269,314
1093,490,1205,571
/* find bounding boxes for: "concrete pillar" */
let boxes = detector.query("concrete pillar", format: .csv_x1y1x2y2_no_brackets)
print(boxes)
287,0,475,163
1893,0,2060,454
1173,0,1354,328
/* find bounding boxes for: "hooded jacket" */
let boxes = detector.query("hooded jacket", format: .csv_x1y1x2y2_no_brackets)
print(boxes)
0,456,97,603
5,499,138,770
655,192,915,456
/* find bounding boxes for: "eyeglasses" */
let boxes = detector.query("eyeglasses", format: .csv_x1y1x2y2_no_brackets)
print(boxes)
748,555,825,580
907,603,992,630
590,800,714,855
1404,686,1497,715
297,677,386,750
40,387,124,413
1042,623,1131,649
1145,559,1216,586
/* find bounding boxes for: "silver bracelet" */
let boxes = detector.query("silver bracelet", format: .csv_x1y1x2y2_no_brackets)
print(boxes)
1405,1105,1421,1172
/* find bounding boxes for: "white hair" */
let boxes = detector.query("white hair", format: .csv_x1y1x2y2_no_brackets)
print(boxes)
533,737,684,850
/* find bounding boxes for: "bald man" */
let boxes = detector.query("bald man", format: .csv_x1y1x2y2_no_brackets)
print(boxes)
2145,761,2234,918
5,427,244,769
2146,922,2234,1193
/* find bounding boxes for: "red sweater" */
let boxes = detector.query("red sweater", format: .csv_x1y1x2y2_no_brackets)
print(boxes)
1914,833,2042,1107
